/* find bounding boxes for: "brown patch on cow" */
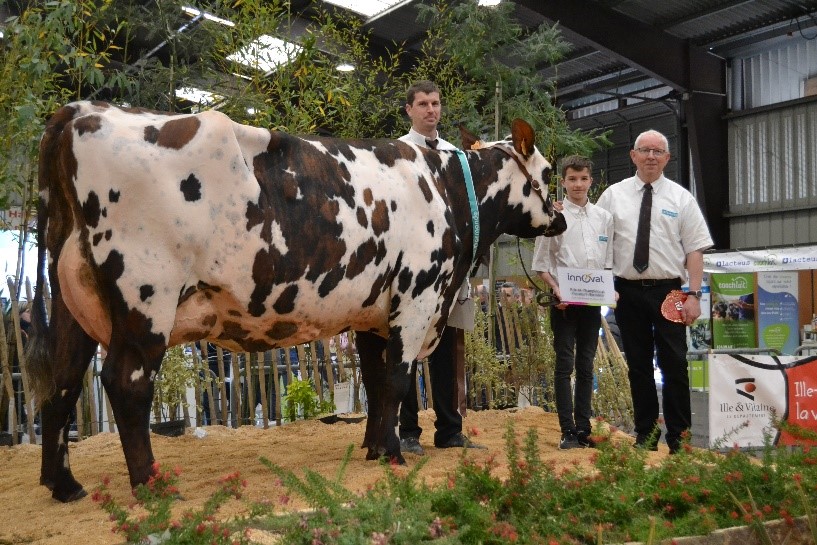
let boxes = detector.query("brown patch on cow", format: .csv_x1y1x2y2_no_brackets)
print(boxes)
273,284,298,314
346,238,378,280
139,285,154,302
82,191,101,228
319,266,346,297
74,115,102,136
92,232,103,246
426,220,435,237
228,309,241,317
249,249,276,316
143,116,200,149
370,200,390,235
282,175,299,200
178,285,197,306
267,321,298,340
105,230,112,241
180,173,202,202
417,176,434,203
221,320,250,340
356,207,368,228
319,199,340,223
363,188,374,206
202,314,217,327
108,189,120,203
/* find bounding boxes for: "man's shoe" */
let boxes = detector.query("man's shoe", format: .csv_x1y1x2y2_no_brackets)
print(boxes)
400,436,425,456
435,432,487,449
559,432,581,450
576,430,596,448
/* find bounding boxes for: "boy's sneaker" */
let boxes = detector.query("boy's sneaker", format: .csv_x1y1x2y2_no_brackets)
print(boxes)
576,430,596,448
559,432,581,450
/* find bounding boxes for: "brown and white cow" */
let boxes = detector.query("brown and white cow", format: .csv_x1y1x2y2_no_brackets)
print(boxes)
27,100,566,501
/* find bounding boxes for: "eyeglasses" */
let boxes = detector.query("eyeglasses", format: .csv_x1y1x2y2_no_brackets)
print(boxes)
634,147,667,157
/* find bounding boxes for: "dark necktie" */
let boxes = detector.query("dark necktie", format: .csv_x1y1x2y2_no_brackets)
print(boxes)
425,138,438,149
633,184,653,273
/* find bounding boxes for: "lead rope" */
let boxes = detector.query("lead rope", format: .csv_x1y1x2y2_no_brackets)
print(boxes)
516,237,560,307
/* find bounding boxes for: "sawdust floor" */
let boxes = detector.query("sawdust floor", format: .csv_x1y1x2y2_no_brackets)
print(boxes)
0,407,664,544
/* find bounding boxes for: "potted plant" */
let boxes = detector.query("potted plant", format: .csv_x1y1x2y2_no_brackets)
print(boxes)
151,345,199,437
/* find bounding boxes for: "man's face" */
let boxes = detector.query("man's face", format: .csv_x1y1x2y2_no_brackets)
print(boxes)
405,91,441,136
629,133,670,183
560,167,592,204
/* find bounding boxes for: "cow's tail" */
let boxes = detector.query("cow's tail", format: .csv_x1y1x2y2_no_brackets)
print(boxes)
26,105,77,408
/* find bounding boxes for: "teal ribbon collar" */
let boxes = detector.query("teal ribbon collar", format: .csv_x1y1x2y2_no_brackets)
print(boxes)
453,150,480,264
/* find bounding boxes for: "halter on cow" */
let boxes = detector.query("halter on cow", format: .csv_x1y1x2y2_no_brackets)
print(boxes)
27,101,566,502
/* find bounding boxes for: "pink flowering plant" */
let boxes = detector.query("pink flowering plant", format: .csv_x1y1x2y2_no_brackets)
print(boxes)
93,461,251,545
93,420,817,544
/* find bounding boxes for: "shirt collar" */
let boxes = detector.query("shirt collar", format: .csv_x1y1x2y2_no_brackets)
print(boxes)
562,199,588,215
633,174,666,192
405,127,438,146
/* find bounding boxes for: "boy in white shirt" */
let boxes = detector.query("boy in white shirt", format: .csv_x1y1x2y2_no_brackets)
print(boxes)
532,155,613,449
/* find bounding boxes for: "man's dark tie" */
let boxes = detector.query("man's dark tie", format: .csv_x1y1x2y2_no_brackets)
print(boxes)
633,184,653,273
425,138,438,149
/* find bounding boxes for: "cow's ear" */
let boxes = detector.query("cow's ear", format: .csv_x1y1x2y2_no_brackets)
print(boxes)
459,124,480,150
511,118,535,159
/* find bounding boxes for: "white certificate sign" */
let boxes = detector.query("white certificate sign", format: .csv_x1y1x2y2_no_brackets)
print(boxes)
556,267,616,306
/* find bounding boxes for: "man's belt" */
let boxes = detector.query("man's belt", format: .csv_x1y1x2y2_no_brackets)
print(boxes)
614,277,681,287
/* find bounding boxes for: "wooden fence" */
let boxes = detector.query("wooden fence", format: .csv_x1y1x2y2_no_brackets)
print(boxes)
0,287,635,446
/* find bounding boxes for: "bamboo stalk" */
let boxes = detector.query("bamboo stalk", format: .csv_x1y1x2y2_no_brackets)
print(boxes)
310,341,323,403
256,352,269,429
190,343,203,427
245,352,255,426
272,350,282,425
0,313,19,444
296,344,308,383
215,346,228,425
7,280,36,441
231,353,241,427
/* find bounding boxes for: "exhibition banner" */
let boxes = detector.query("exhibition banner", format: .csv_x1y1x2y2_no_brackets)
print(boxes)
686,274,711,389
709,354,817,447
757,271,799,355
710,273,756,349
708,354,788,448
704,245,817,272
779,357,817,446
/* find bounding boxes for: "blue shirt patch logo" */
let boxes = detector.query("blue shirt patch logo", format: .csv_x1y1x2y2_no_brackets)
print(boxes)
661,209,678,218
598,235,609,242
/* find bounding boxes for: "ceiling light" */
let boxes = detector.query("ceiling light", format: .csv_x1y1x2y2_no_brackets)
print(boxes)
181,6,235,27
336,63,355,72
322,0,409,19
228,35,303,74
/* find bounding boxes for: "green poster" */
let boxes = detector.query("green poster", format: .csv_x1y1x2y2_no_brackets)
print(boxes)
710,273,757,349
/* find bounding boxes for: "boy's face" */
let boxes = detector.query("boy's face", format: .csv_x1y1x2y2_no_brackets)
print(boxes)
560,166,593,204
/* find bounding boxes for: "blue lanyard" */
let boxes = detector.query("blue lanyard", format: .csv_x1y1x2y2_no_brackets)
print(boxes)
453,150,480,265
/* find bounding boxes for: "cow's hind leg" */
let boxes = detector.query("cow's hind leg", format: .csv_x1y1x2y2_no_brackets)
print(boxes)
356,331,413,464
100,333,166,489
38,299,99,502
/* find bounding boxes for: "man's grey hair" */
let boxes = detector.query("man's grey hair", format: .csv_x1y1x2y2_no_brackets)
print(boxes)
633,129,670,152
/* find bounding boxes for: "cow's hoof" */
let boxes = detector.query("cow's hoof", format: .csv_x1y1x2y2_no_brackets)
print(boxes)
388,453,407,466
365,447,383,461
40,476,56,491
52,483,87,503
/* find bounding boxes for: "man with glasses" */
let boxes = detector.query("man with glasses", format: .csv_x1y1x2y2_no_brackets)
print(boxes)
596,130,713,454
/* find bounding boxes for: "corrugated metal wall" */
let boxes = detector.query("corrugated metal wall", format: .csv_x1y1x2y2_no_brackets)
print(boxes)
728,100,817,248
733,38,817,111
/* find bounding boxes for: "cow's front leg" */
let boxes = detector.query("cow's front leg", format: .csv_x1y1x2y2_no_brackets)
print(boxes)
100,338,165,488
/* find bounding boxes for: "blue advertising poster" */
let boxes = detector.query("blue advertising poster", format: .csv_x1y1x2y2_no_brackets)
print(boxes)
757,271,799,355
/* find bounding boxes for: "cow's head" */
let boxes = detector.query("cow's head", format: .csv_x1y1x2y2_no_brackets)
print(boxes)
460,119,567,239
